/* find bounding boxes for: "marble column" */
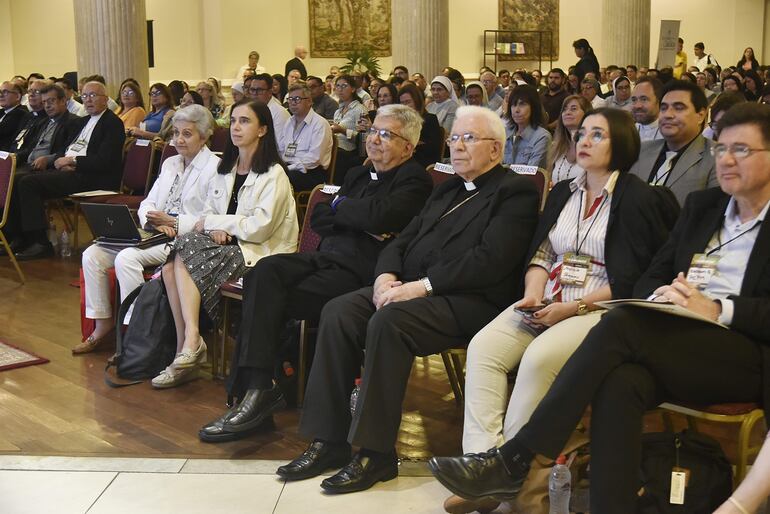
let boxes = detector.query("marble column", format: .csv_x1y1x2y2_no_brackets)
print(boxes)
73,0,149,97
392,0,449,80
601,0,651,68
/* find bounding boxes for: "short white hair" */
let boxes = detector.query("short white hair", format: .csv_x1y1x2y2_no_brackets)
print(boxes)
454,105,506,146
171,104,215,141
376,104,423,147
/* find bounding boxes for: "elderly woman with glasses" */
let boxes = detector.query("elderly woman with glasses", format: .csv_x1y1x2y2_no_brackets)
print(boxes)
77,105,220,355
441,108,678,514
126,83,176,140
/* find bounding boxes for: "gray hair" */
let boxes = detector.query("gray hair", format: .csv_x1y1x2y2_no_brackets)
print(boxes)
288,81,310,96
454,105,506,146
171,104,215,141
375,103,423,147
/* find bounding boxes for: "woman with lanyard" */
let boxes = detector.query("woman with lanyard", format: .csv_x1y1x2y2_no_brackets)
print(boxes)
77,105,220,357
330,74,366,185
426,75,460,134
154,100,298,388
549,94,593,185
443,108,678,514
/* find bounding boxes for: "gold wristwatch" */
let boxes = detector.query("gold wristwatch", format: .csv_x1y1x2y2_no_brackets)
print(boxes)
576,298,589,316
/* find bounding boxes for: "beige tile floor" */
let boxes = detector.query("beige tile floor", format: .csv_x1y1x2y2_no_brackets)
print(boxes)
0,456,463,514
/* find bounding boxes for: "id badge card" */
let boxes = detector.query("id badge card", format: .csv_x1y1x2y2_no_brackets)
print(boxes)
69,140,86,153
560,252,591,286
284,143,298,158
686,254,720,289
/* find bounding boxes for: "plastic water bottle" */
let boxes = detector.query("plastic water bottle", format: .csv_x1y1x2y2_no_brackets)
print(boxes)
350,378,362,415
59,230,72,258
548,454,571,514
47,217,58,252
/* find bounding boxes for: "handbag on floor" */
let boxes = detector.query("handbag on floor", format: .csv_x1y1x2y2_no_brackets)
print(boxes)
104,277,176,387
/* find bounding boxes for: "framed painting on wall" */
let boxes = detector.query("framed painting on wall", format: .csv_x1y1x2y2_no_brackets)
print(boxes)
309,0,392,57
497,0,559,61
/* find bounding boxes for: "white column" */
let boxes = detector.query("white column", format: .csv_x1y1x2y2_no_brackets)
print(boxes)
602,0,651,68
73,0,149,97
392,0,449,80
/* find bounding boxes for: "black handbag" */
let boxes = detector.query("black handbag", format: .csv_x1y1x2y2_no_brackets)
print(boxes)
104,278,176,387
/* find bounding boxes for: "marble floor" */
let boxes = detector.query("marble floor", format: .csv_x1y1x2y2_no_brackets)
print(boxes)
0,455,470,514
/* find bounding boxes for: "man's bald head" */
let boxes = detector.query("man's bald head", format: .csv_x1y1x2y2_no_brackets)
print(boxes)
295,45,308,59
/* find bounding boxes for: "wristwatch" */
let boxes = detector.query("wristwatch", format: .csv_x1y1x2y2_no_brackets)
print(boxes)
576,298,589,316
420,277,433,296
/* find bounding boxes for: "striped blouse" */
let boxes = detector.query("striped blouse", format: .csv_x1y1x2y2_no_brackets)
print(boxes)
531,170,619,302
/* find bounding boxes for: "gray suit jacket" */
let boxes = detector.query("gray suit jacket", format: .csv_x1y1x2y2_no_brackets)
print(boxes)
629,135,718,206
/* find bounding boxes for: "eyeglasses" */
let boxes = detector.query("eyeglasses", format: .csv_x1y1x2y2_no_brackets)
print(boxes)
334,83,350,90
149,90,164,97
28,89,42,96
710,143,770,160
446,133,497,146
248,87,268,94
575,128,609,144
121,89,137,96
287,95,310,103
367,127,409,143
81,92,105,100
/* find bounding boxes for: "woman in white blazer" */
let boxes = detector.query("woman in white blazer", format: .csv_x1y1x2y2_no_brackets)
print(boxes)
154,100,298,388
76,105,220,355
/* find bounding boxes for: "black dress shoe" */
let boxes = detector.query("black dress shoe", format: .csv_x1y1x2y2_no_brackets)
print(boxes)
276,440,351,481
428,448,529,501
199,386,284,443
15,242,54,261
198,413,274,443
320,451,399,494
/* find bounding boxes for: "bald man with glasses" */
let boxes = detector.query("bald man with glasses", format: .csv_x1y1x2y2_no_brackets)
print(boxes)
0,81,28,151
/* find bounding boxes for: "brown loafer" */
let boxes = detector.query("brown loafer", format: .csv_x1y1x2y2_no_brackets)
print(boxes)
72,331,114,355
443,494,500,514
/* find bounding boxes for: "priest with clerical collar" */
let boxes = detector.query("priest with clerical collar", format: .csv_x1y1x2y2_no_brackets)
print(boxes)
275,105,541,495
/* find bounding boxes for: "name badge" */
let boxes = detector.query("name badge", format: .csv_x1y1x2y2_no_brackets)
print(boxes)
69,140,86,153
14,128,27,144
560,252,591,286
284,143,298,158
686,254,720,289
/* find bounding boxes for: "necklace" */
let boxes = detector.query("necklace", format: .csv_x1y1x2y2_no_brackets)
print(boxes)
555,156,576,183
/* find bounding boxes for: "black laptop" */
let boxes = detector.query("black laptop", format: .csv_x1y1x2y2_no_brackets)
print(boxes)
80,203,171,249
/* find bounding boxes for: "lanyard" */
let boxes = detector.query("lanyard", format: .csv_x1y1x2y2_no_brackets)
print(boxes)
574,191,608,256
706,220,762,256
291,119,307,143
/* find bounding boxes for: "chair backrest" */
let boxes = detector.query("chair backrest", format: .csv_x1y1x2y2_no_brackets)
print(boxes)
298,184,332,253
0,152,17,228
158,142,178,169
427,162,455,187
509,165,550,211
439,127,447,159
327,135,339,185
209,126,229,153
121,138,156,194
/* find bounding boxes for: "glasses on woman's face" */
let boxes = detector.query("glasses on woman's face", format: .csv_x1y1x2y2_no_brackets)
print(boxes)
121,89,136,97
150,90,164,97
575,128,609,144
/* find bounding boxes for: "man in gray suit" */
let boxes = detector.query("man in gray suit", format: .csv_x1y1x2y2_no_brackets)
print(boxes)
629,80,717,205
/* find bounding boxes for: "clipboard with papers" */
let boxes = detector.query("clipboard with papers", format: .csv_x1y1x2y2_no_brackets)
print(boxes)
594,299,728,329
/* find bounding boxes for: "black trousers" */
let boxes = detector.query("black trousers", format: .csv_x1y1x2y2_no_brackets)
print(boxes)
17,170,90,234
513,306,763,514
226,252,364,397
286,166,326,193
298,287,469,452
4,167,33,240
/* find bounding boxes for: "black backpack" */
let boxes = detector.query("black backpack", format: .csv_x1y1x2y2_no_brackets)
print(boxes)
104,278,176,387
638,430,733,514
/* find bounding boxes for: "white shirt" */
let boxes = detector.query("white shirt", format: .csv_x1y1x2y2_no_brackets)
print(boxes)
66,98,82,115
551,154,584,184
693,54,718,72
636,120,663,142
267,96,290,144
278,108,333,171
65,110,106,157
701,197,769,325
236,64,265,82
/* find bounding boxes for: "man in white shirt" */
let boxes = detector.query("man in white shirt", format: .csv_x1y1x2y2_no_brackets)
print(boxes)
693,42,719,72
250,73,290,144
278,82,333,192
55,78,83,115
631,76,664,142
235,51,266,82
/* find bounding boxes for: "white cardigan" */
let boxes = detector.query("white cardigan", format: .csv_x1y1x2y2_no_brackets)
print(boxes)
138,146,220,234
203,162,298,267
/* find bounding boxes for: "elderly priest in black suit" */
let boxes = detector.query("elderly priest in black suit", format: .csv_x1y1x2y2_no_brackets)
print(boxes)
429,103,770,514
14,81,125,260
276,105,541,494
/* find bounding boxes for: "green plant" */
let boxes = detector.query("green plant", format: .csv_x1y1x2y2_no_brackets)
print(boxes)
340,47,382,77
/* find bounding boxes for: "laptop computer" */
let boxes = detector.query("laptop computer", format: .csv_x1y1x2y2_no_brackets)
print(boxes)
80,203,171,249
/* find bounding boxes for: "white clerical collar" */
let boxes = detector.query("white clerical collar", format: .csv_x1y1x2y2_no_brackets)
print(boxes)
464,181,477,191
370,172,378,180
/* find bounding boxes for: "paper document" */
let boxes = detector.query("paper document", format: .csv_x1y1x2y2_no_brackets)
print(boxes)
71,190,119,197
595,299,727,329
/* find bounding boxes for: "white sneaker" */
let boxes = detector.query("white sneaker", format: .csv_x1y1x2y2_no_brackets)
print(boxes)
151,365,198,389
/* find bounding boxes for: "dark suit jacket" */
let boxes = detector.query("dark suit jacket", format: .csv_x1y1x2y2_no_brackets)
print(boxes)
311,159,432,281
529,173,679,299
414,113,443,167
17,111,79,164
0,105,29,151
375,165,540,334
630,136,718,206
633,188,770,417
285,57,307,79
60,108,126,189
